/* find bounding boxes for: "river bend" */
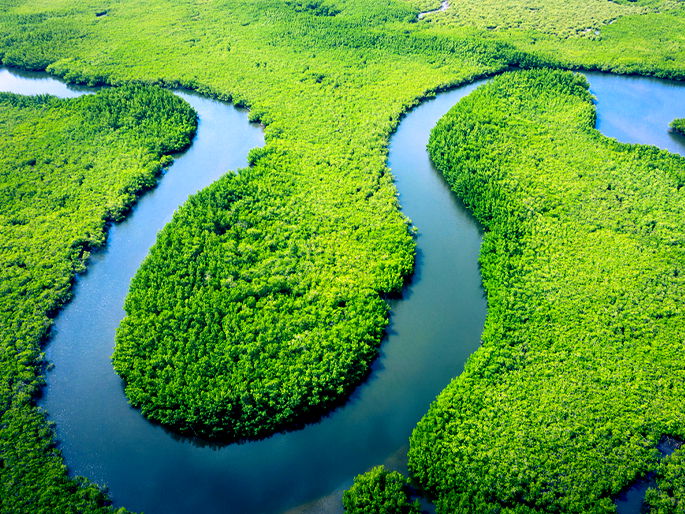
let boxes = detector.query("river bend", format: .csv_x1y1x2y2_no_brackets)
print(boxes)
1,67,684,513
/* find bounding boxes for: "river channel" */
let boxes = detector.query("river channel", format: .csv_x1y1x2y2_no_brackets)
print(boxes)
1,66,684,513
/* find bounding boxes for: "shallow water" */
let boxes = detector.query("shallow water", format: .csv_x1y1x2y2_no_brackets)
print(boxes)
586,72,685,155
2,67,684,513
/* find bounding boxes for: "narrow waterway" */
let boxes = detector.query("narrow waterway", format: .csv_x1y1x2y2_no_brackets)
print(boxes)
418,0,449,19
2,66,684,513
0,66,486,513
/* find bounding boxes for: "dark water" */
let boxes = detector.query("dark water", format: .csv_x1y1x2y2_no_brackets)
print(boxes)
2,65,684,514
613,437,683,513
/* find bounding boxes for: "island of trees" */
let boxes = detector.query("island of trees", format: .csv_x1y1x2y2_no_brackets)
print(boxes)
672,118,685,136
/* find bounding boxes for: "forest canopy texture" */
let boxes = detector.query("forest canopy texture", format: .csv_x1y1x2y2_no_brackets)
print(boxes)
1,0,685,511
0,86,196,512
409,69,685,513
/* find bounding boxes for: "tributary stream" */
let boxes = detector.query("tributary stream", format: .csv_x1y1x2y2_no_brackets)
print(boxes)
1,66,684,513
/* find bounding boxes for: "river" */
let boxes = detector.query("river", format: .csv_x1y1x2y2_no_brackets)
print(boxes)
1,66,684,513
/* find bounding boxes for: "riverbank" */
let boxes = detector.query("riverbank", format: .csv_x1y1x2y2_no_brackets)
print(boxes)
1,66,487,514
0,76,197,513
410,68,685,512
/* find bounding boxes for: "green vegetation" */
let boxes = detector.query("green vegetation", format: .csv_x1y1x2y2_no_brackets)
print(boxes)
421,0,651,36
646,449,685,513
425,0,683,35
2,0,685,444
112,163,405,438
407,0,442,14
409,69,685,512
671,118,685,135
1,0,680,445
6,0,538,441
0,86,196,512
424,0,685,79
1,0,685,510
342,466,420,514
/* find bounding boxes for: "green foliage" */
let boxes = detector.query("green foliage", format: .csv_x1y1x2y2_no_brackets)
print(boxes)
646,449,685,513
0,0,525,504
409,69,685,512
420,0,650,36
0,0,529,441
0,86,195,512
671,117,685,135
103,4,545,441
285,0,341,17
401,0,442,14
343,466,420,514
0,0,685,510
112,160,402,438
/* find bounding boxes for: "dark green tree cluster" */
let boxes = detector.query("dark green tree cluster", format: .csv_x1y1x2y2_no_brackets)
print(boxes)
0,86,195,512
646,449,685,513
671,118,685,136
343,466,420,514
112,153,409,438
409,69,685,512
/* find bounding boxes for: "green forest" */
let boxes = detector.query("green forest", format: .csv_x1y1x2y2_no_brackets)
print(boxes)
672,118,685,136
0,0,684,511
343,465,420,513
410,69,685,512
0,86,196,511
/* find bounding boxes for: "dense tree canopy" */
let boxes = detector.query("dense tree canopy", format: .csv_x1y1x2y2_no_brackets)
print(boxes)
1,0,685,510
419,0,657,37
112,160,406,438
409,69,685,512
342,465,420,514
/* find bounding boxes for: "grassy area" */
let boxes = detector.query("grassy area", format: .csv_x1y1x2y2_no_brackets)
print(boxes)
0,86,196,512
409,69,685,512
0,0,684,510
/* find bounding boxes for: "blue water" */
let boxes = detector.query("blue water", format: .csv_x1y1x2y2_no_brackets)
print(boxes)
2,66,684,513
0,67,486,513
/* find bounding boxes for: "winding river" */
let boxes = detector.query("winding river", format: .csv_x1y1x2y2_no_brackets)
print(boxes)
1,66,684,513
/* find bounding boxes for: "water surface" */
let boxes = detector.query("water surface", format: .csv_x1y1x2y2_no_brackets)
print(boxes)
586,72,685,154
3,66,684,514
0,67,486,513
